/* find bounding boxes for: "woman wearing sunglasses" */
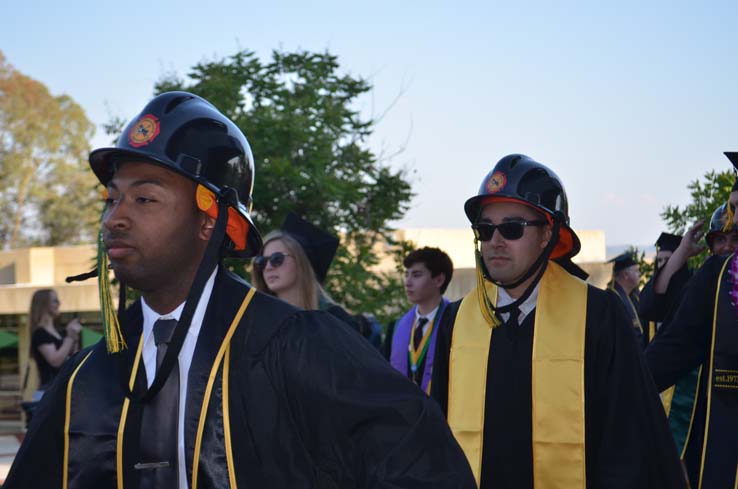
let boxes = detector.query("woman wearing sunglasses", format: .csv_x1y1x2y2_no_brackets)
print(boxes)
252,213,359,330
252,231,320,309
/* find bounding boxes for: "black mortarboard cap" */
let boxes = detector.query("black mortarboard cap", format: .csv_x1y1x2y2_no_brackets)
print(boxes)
281,212,340,283
607,252,638,273
655,232,682,252
725,152,738,191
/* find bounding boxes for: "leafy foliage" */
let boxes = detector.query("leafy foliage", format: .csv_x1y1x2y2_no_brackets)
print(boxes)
133,49,413,322
660,169,734,267
0,51,100,248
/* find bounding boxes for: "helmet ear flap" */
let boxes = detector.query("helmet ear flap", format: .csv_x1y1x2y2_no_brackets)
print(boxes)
196,185,250,252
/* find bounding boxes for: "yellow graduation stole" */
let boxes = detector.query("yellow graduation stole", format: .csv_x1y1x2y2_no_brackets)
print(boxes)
448,261,587,488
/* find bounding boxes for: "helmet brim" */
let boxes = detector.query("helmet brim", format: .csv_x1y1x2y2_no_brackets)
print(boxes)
466,194,581,260
89,147,170,186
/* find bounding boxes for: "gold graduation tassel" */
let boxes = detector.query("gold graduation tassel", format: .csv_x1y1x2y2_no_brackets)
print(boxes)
723,201,734,232
474,241,501,329
97,229,126,353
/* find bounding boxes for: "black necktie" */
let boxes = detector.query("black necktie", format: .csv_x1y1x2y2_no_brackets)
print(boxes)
138,318,180,488
505,307,521,327
413,317,429,350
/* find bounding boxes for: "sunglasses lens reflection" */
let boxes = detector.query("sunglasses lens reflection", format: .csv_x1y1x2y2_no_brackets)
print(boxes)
498,223,524,240
254,252,287,271
474,222,525,241
270,252,285,267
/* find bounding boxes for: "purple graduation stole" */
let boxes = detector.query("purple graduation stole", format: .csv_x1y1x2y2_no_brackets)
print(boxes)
390,298,448,393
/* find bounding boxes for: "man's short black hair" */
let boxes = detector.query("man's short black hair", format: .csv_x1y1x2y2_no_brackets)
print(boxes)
403,247,454,294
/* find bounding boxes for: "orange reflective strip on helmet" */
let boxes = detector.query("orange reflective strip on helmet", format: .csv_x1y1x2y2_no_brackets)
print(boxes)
196,185,248,251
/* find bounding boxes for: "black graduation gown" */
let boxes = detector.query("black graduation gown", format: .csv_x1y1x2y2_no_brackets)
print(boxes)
431,284,686,489
611,282,646,348
646,255,738,489
638,265,692,342
5,269,475,488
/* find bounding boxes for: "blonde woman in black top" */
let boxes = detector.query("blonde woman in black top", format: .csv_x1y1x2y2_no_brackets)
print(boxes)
29,289,81,396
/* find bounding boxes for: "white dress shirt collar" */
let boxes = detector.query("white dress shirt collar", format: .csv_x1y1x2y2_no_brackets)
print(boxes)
414,303,440,335
496,283,540,326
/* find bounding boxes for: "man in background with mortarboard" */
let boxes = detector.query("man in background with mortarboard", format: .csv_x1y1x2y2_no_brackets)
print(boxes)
705,202,738,256
646,152,738,488
637,229,702,454
639,231,701,343
608,252,645,346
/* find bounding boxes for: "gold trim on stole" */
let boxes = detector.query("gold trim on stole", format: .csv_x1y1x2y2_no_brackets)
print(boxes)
223,346,237,488
192,287,255,489
697,255,731,489
448,261,587,488
63,350,95,489
662,385,676,416
116,334,145,489
63,289,253,488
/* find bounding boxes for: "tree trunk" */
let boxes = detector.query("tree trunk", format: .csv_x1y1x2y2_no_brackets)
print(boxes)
10,167,33,249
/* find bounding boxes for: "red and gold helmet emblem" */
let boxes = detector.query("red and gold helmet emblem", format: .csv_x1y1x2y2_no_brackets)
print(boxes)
485,171,507,194
128,114,161,148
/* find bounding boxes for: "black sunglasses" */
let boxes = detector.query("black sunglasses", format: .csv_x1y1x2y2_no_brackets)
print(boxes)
253,252,291,271
472,219,548,241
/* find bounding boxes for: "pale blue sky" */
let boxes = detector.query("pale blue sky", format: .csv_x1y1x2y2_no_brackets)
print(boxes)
3,0,738,246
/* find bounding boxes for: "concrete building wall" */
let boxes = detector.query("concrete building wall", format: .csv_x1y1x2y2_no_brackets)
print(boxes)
0,246,101,315
53,246,97,285
0,245,103,413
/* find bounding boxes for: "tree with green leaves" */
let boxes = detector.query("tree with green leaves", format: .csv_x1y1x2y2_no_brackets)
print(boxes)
660,169,734,267
121,49,414,322
0,51,100,248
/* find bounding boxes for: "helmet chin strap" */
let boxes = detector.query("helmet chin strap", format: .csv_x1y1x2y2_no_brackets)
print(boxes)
118,192,231,403
478,219,561,317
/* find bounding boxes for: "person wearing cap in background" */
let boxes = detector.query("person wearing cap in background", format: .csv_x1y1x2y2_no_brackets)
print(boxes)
607,252,645,347
388,246,453,394
645,206,738,459
5,92,475,488
705,202,738,256
252,211,359,331
639,231,698,344
636,229,702,454
646,152,738,489
430,154,686,488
